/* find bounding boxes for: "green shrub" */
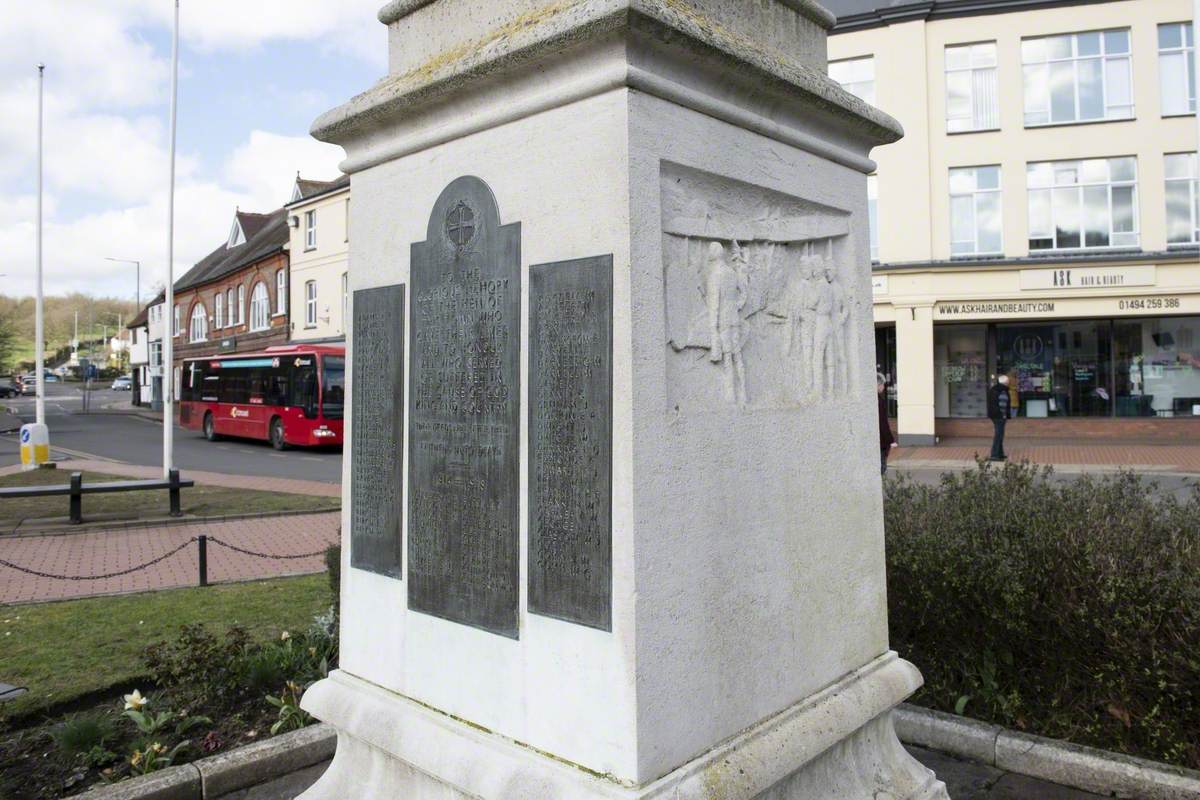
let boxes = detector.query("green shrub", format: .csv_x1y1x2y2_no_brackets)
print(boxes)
52,712,117,759
141,623,250,709
885,461,1200,768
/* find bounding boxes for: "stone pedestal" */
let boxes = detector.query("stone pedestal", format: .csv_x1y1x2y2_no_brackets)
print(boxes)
300,2,946,798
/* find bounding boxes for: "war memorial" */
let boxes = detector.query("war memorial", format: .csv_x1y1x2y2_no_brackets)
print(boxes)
298,0,947,797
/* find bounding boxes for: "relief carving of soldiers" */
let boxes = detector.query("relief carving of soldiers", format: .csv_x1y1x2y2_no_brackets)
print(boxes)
702,240,748,406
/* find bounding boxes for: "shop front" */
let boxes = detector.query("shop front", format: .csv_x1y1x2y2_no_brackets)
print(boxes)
873,256,1200,444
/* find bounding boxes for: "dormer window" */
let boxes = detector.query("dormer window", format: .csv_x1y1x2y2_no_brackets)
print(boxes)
227,215,246,248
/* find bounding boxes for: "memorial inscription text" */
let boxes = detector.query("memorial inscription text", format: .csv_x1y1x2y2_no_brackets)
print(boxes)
408,176,521,639
529,255,613,631
350,283,405,578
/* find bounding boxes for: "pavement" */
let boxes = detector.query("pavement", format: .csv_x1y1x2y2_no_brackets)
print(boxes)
892,437,1200,474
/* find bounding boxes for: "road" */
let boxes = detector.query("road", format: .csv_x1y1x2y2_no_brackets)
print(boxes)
0,383,342,483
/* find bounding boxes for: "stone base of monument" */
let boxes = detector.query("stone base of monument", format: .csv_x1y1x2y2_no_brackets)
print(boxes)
298,653,944,800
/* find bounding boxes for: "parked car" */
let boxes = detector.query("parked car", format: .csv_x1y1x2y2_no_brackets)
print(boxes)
19,374,37,395
0,382,17,398
111,375,132,391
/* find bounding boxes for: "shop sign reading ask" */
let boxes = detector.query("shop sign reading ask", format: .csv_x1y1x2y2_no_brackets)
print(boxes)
1019,265,1155,291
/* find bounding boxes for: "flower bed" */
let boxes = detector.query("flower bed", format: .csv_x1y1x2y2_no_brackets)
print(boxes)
0,557,340,799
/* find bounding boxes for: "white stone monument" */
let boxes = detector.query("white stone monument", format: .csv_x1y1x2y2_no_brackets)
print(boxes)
300,1,947,798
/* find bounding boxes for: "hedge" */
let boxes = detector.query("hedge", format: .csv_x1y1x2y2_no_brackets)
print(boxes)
885,461,1200,769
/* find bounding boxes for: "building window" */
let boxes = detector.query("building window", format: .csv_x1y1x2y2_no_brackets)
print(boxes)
1115,316,1200,416
214,293,224,328
249,282,270,331
341,273,349,331
189,304,207,343
1159,23,1196,116
1165,152,1199,245
237,285,245,326
276,269,287,315
149,340,162,368
305,210,316,250
1022,29,1133,126
867,175,879,262
173,304,180,337
997,321,1113,417
934,325,988,417
946,42,999,132
829,56,875,105
949,165,1002,255
305,281,318,327
1027,157,1137,251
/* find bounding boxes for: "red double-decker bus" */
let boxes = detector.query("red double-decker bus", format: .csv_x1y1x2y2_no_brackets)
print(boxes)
179,345,344,449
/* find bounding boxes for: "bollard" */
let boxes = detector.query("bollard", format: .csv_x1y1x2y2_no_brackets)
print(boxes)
197,535,208,587
69,472,83,524
168,469,182,517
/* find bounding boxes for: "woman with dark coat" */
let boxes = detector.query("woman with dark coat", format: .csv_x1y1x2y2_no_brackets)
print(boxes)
878,374,895,475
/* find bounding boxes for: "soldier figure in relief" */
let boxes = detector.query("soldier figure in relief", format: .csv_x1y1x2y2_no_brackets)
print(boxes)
826,264,851,396
810,257,838,399
703,240,748,406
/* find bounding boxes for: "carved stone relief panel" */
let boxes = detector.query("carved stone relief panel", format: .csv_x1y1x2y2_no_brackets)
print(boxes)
660,162,860,411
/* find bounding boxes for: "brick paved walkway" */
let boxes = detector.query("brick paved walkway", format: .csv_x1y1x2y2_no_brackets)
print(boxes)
892,438,1200,473
0,511,339,604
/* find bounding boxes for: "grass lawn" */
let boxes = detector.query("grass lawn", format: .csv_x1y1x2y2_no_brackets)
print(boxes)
0,574,331,722
0,470,339,526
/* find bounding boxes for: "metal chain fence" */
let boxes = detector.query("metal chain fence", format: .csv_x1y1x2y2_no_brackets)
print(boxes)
0,536,332,584
0,539,197,581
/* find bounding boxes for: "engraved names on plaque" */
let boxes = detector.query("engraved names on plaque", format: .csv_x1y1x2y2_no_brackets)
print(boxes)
408,176,521,639
529,255,613,631
350,283,405,578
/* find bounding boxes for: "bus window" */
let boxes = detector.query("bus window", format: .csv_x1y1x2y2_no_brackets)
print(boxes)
322,356,345,419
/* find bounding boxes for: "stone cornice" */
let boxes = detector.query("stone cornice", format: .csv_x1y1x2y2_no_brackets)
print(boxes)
316,1,902,172
380,0,838,28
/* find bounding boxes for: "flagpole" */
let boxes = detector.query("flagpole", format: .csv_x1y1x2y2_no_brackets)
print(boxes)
35,63,45,428
163,0,179,479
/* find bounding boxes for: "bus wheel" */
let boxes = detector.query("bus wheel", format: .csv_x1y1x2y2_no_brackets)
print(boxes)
270,417,289,451
203,412,220,442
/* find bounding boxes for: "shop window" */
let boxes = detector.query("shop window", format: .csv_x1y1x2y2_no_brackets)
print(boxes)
1159,23,1196,116
874,326,897,417
935,325,988,417
830,56,875,105
950,166,1002,255
1165,152,1199,245
1027,157,1137,251
946,42,999,132
996,321,1112,417
1022,29,1133,125
1114,317,1200,416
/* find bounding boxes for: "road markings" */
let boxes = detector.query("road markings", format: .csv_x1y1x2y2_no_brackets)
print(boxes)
45,444,124,464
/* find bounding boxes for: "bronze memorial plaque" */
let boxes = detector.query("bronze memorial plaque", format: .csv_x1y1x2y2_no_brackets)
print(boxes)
529,255,613,631
350,283,405,578
407,176,521,639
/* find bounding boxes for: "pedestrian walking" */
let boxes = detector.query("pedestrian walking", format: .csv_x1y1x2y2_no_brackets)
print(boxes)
877,374,894,475
986,374,1011,461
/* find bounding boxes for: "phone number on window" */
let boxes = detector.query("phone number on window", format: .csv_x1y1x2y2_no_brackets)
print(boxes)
1118,297,1181,311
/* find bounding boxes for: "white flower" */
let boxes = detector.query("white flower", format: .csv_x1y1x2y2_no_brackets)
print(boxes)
280,631,290,641
124,689,148,711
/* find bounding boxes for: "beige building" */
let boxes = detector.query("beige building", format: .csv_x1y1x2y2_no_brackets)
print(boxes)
827,0,1198,443
286,174,351,344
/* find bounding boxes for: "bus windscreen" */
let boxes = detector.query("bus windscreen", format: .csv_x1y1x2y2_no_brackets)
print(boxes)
322,356,345,419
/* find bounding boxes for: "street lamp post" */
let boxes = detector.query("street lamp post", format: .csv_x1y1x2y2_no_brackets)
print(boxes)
105,257,141,309
21,62,51,469
163,0,179,480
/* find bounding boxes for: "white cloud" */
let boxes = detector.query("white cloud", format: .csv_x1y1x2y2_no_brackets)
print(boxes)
0,2,370,299
223,130,344,211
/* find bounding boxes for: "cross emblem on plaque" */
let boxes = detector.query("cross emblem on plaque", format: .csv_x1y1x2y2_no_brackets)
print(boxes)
445,201,476,248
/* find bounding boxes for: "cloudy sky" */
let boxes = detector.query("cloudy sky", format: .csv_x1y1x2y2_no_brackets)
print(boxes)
0,1,384,301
